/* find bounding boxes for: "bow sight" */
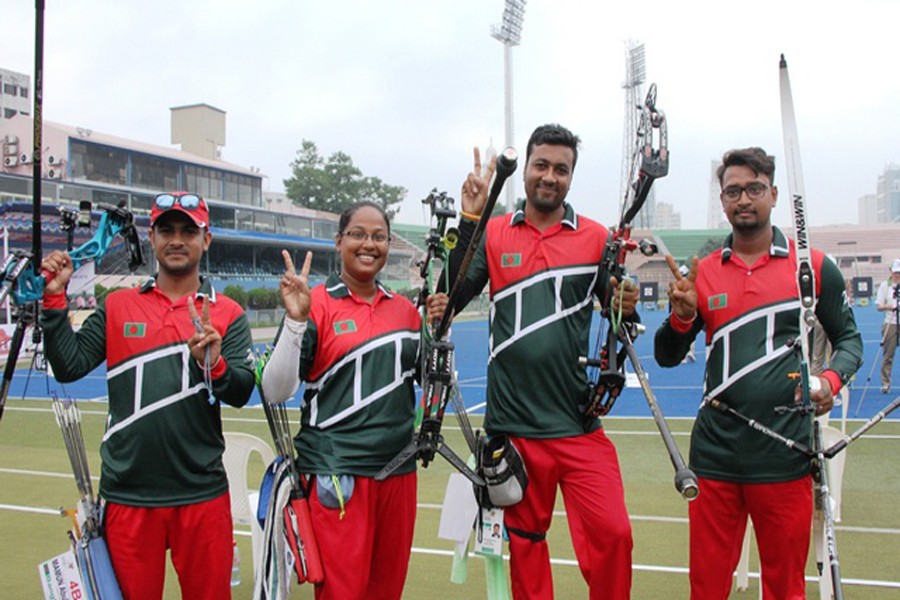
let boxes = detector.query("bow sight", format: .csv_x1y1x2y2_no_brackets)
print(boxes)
417,189,458,309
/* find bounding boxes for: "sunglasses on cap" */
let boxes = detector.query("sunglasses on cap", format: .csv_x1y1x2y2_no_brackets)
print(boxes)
154,193,203,210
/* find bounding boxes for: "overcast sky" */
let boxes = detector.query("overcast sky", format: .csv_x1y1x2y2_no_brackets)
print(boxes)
4,0,900,229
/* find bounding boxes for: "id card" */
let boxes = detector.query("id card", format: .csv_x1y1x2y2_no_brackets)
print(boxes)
474,507,504,557
38,549,85,600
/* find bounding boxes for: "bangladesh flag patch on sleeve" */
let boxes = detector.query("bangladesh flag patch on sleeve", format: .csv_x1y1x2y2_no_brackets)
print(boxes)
123,322,146,337
333,320,357,335
708,294,728,310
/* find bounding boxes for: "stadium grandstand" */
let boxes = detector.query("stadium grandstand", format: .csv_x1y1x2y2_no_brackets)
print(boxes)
0,108,421,301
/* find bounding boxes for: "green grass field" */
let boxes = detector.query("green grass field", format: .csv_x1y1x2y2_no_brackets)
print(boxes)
2,399,899,599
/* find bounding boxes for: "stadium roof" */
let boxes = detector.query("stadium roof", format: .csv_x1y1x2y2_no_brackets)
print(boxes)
655,229,729,263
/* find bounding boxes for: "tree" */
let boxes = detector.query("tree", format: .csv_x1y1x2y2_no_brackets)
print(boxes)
222,284,248,309
284,140,406,218
94,284,126,307
696,236,728,259
247,287,280,310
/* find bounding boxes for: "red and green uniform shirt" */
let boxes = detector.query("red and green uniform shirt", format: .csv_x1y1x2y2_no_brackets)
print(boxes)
284,274,421,477
655,227,863,483
41,277,256,506
451,202,615,438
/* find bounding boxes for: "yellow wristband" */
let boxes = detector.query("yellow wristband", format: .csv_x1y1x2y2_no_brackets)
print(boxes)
460,210,481,222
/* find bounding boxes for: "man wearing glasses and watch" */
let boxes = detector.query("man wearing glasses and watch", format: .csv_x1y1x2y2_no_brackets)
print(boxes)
655,147,862,599
41,192,256,599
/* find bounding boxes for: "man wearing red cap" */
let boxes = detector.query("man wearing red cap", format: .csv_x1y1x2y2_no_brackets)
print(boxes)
41,192,256,599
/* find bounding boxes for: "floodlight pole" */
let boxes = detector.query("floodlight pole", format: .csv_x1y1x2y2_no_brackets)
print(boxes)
491,0,526,213
620,41,648,227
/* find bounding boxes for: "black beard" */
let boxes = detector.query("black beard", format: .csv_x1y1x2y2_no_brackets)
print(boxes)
530,192,563,213
732,219,766,233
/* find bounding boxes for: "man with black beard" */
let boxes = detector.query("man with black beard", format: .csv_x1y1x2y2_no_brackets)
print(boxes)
445,124,638,600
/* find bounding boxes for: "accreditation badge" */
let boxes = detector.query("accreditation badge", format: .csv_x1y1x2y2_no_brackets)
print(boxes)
474,507,505,557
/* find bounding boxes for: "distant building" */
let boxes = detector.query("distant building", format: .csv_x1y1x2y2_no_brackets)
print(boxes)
170,103,226,161
876,164,900,223
707,159,728,230
632,188,656,229
0,68,30,123
653,200,681,230
858,193,877,225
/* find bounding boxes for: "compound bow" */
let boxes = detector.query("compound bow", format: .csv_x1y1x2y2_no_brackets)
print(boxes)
580,84,699,501
377,149,518,484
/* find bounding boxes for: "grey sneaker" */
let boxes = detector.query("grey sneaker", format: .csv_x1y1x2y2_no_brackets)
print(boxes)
881,385,890,394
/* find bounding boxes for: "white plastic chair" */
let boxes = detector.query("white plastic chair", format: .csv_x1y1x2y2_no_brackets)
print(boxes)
735,518,756,594
223,432,276,580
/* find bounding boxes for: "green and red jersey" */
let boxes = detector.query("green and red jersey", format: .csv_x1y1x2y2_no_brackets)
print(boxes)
655,227,863,482
42,277,255,506
288,274,421,477
449,202,614,438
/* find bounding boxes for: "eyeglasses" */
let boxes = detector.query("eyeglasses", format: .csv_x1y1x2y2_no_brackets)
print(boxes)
155,193,203,210
341,229,391,244
721,182,770,202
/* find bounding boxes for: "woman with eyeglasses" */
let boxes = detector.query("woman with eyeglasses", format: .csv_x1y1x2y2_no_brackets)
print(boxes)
262,200,447,600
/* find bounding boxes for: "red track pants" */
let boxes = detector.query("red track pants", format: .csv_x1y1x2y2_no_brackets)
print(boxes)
310,472,417,600
104,492,233,600
506,429,633,600
689,476,812,600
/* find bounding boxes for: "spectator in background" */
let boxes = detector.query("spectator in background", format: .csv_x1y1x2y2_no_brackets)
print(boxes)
875,258,900,393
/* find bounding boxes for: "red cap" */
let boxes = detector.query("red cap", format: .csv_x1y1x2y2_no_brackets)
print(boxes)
150,192,209,228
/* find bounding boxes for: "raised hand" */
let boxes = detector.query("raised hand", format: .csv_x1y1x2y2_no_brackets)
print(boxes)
279,249,313,321
40,250,75,295
460,146,497,218
187,295,222,367
665,255,699,322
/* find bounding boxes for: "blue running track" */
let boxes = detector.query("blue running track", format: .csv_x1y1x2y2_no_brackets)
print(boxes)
7,304,897,421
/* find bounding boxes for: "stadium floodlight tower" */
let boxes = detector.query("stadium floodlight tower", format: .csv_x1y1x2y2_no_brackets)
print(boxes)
491,0,526,212
620,41,654,229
